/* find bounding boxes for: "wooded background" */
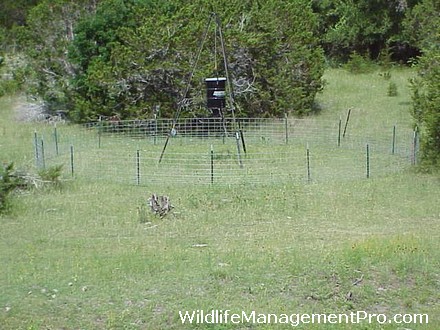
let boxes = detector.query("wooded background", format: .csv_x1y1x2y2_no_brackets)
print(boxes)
0,0,438,166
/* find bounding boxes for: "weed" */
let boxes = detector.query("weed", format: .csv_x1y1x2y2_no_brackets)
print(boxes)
0,162,21,213
387,81,398,97
380,71,392,80
37,164,63,187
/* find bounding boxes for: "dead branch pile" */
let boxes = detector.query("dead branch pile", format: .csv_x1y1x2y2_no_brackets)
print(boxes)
148,194,173,217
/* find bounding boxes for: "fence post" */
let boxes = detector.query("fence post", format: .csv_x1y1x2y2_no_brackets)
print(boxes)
235,131,243,168
412,129,419,165
366,144,370,179
343,108,351,138
136,149,140,185
392,125,396,155
154,113,158,145
34,131,39,167
210,145,214,185
239,129,247,154
98,121,102,149
40,138,45,169
70,145,74,177
338,116,342,147
54,126,59,155
284,113,289,144
306,144,311,183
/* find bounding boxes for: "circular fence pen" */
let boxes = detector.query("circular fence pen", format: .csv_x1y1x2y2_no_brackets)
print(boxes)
37,116,414,186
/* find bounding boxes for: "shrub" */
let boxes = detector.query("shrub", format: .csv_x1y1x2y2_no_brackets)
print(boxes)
380,71,392,80
37,165,64,188
0,163,65,214
0,163,24,213
387,82,398,97
344,52,375,74
410,50,440,168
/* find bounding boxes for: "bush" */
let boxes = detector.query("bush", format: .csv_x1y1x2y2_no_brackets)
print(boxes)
0,163,65,214
380,71,391,80
410,50,440,168
37,165,63,188
0,163,24,213
0,79,21,96
0,55,28,96
344,52,375,74
387,82,398,97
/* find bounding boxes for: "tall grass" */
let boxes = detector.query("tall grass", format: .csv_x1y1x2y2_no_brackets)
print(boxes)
1,68,439,329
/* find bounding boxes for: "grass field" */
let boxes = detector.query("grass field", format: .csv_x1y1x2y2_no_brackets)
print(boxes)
1,68,439,329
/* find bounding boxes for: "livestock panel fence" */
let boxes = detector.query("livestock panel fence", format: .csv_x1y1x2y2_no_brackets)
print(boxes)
32,116,419,186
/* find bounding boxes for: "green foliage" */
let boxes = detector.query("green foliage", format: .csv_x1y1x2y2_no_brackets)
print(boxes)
387,81,398,97
0,163,65,213
68,0,325,120
0,54,29,96
0,80,20,97
402,0,440,51
313,0,421,62
14,0,97,112
380,71,392,80
410,50,440,168
38,165,63,187
69,0,139,71
10,0,436,121
0,163,23,213
69,0,193,120
0,0,41,29
407,0,440,169
343,52,375,74
378,44,394,68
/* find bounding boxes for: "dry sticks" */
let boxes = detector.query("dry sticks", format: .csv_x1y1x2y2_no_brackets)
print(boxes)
148,194,173,217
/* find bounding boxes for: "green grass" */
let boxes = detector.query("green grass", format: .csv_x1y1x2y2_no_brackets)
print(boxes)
1,68,440,329
316,67,415,126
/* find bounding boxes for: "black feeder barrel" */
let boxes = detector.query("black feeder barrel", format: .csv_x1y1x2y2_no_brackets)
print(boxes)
205,77,226,116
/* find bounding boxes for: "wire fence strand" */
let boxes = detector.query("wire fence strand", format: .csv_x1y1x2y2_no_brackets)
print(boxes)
33,117,417,186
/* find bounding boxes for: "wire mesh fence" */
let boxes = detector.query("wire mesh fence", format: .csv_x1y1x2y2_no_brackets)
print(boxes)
32,116,418,186
78,117,415,155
